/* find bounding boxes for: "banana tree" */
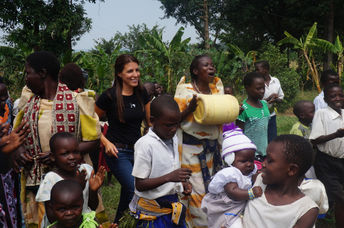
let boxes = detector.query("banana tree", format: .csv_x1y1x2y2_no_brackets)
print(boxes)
227,43,256,73
313,35,344,80
73,44,121,93
136,27,191,93
278,22,321,92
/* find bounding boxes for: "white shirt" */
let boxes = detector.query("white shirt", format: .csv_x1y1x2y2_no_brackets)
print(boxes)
309,106,344,158
132,128,183,200
313,91,328,111
243,174,318,228
263,76,284,116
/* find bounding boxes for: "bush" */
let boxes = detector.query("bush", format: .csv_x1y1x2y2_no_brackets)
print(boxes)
274,68,299,112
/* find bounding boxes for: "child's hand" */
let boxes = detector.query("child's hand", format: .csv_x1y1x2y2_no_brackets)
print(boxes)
335,128,344,137
38,151,52,165
168,168,192,182
252,186,263,198
182,181,192,195
89,166,106,192
76,168,87,189
239,103,244,115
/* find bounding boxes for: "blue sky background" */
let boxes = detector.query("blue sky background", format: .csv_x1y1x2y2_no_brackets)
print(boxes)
77,0,198,50
0,0,199,51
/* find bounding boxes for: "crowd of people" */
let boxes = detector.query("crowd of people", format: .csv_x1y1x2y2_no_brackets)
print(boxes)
0,51,342,228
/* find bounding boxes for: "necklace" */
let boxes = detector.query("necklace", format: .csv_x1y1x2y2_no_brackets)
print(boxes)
192,81,212,94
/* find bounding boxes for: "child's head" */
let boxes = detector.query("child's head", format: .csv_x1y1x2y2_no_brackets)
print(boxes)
262,135,313,185
222,128,257,175
224,85,234,95
320,69,339,88
254,61,270,77
243,72,265,100
50,179,83,227
324,84,343,112
0,83,8,111
143,82,155,100
49,132,81,173
293,100,315,126
59,63,84,91
150,94,181,140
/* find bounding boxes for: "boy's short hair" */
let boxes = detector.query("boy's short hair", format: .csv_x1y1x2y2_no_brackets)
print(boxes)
293,100,313,118
150,94,180,118
50,179,83,203
320,69,338,86
243,72,265,88
272,134,313,177
49,132,76,154
254,60,270,71
323,83,342,98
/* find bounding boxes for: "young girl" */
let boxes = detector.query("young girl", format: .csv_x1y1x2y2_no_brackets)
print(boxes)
237,72,270,160
35,132,105,227
201,127,262,228
47,180,117,228
243,135,319,228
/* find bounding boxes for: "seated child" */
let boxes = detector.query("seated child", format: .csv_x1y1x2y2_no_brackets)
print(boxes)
129,95,192,227
310,83,344,227
290,100,315,139
201,127,262,228
243,135,319,228
236,72,270,161
36,132,105,227
290,100,316,178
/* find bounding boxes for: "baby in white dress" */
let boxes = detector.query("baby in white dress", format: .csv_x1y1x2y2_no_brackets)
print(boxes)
201,127,262,228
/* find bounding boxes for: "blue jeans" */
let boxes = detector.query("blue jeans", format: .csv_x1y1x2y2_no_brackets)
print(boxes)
105,148,134,223
268,115,277,143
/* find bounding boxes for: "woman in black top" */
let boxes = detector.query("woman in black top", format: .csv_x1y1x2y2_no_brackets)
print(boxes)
95,54,150,223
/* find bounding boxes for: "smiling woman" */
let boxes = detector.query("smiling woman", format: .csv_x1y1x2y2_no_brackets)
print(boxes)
95,54,151,224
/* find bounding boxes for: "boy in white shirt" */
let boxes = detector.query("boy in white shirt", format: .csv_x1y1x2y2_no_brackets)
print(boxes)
130,94,192,228
310,84,344,227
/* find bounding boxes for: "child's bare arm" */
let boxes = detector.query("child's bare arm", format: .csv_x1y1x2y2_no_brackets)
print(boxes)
224,182,262,201
311,128,344,145
293,207,318,228
135,168,192,192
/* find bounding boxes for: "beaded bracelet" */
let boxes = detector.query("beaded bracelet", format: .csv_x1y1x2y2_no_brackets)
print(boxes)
248,188,255,200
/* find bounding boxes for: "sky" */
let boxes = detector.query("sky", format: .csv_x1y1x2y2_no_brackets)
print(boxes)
0,0,199,51
74,0,198,50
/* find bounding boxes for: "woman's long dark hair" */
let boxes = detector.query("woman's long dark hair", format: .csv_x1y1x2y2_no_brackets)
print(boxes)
114,54,144,123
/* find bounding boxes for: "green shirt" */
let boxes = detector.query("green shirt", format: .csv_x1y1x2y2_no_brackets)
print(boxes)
290,121,311,139
238,99,270,156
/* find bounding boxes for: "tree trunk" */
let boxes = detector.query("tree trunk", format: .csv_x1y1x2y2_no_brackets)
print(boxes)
203,0,210,49
325,0,334,69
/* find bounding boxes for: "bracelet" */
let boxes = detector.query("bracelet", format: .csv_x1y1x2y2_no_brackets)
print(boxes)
248,188,255,200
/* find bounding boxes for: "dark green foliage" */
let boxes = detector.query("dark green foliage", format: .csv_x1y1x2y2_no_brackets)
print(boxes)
0,0,101,63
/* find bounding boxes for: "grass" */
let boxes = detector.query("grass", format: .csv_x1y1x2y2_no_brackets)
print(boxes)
101,102,335,227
